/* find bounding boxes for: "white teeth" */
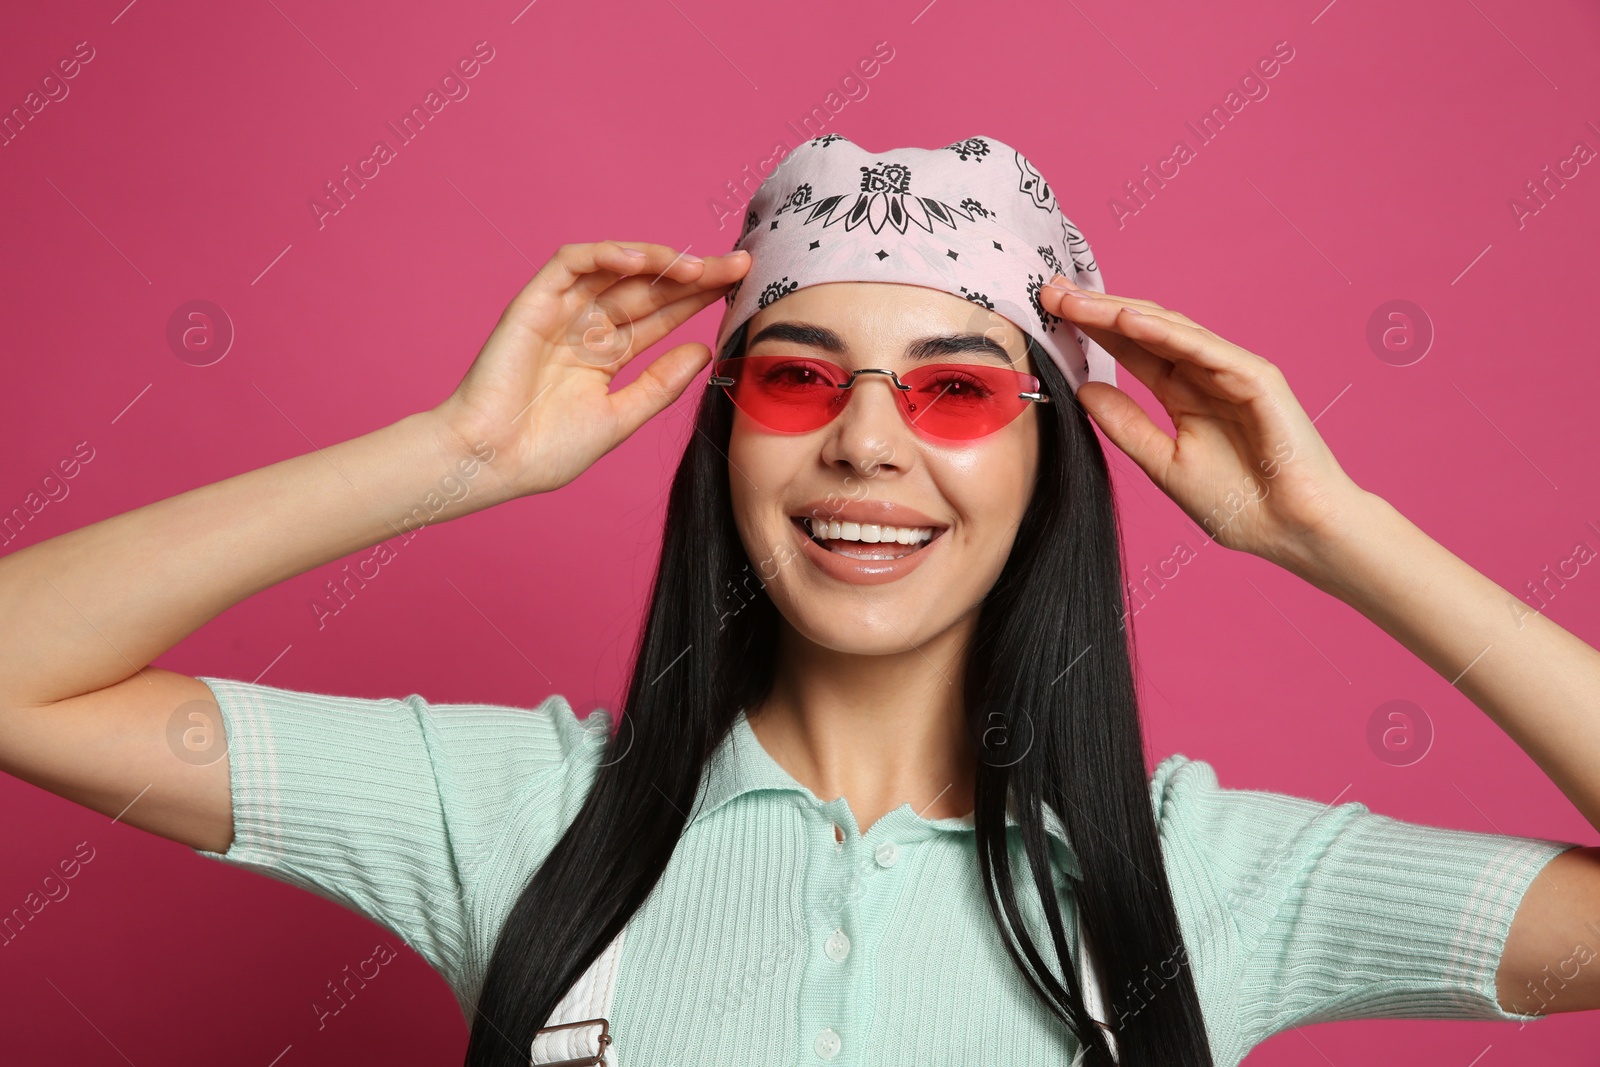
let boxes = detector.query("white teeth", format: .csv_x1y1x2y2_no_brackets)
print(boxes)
803,517,936,544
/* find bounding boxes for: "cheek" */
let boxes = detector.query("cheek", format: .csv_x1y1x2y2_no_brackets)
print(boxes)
727,428,807,537
992,414,1041,500
728,416,767,465
935,422,1039,520
726,433,763,545
729,425,787,500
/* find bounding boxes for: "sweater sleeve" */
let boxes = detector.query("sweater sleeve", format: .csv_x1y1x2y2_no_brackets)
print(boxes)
1151,753,1584,1059
191,675,608,999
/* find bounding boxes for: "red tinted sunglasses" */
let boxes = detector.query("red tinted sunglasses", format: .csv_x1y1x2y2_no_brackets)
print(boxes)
709,355,1052,442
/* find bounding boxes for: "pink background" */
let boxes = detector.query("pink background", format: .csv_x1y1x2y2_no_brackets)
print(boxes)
2,0,1597,1062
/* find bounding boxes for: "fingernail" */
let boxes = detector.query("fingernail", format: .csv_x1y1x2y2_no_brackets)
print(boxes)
680,252,703,264
1121,306,1143,315
1051,273,1080,290
621,247,646,257
731,248,751,259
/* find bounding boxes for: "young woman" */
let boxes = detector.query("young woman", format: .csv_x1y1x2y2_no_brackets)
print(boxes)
2,135,1598,1067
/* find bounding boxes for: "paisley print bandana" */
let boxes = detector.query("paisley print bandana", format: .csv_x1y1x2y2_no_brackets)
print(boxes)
713,132,1115,395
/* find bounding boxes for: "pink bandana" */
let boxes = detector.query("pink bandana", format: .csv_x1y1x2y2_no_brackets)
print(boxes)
714,132,1114,394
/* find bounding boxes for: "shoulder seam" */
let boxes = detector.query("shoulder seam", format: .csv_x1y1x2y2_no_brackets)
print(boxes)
461,697,603,925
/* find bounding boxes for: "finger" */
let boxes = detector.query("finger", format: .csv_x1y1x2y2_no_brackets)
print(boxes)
1042,276,1207,330
1107,311,1287,409
567,284,736,372
1064,320,1245,452
607,340,714,438
1074,381,1176,488
572,243,751,308
623,284,740,354
566,252,749,333
1050,293,1270,389
1072,317,1177,396
1035,284,1240,411
503,245,745,353
515,242,701,314
1044,302,1200,411
1040,282,1194,332
568,241,719,303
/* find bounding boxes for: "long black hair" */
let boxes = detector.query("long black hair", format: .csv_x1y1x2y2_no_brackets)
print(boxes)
464,321,1215,1066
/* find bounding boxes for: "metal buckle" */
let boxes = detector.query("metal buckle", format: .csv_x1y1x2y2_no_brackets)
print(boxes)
529,1016,612,1067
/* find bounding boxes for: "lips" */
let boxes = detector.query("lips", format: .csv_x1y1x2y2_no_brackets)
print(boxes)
792,499,947,530
782,498,951,584
788,514,945,585
790,517,934,559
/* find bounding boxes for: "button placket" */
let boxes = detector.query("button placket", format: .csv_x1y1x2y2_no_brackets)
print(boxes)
801,800,871,1064
799,801,932,1063
844,808,936,1063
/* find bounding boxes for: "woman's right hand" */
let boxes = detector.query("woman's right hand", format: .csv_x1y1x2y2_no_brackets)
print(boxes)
433,240,751,499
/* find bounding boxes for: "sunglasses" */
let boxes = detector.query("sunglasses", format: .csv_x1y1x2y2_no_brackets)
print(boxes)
708,355,1052,443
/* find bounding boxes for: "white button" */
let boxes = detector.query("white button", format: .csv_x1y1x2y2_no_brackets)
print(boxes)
874,840,900,867
824,927,851,962
814,1027,841,1059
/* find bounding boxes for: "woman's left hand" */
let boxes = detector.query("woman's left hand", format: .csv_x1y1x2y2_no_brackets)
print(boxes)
1038,275,1368,571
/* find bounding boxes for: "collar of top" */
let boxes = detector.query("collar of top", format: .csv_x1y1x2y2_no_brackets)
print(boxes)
686,708,1082,879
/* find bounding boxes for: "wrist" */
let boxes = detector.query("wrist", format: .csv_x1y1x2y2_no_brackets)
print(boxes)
1271,486,1396,597
422,402,523,507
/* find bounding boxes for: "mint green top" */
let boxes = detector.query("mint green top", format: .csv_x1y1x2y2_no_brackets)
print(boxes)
193,676,1578,1066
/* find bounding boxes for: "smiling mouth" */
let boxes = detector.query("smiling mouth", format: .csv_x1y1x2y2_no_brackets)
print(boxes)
790,516,946,560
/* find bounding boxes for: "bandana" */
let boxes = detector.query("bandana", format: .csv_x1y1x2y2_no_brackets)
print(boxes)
714,132,1114,394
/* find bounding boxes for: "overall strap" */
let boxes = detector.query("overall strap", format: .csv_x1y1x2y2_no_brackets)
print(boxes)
529,925,628,1067
1075,903,1120,1063
530,905,1117,1065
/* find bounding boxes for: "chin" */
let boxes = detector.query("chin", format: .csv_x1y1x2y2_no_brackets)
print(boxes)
776,593,961,655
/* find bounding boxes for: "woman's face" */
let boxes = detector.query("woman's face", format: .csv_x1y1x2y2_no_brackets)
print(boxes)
726,281,1043,656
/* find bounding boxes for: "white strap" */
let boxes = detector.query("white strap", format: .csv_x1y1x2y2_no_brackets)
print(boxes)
1075,904,1120,1063
531,925,628,1067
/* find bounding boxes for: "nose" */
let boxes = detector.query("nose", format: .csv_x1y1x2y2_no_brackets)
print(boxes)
821,370,913,477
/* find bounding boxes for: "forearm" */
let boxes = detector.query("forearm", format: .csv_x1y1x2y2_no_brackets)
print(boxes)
0,408,501,709
1285,490,1600,833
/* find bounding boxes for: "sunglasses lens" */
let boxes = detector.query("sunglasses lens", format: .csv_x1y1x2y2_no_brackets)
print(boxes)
900,364,1035,440
715,356,1042,441
718,356,848,432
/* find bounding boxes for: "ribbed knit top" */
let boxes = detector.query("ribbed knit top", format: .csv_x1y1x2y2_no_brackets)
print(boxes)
193,676,1579,1066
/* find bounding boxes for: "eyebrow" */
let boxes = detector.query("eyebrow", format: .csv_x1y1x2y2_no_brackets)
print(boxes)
746,321,1016,365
